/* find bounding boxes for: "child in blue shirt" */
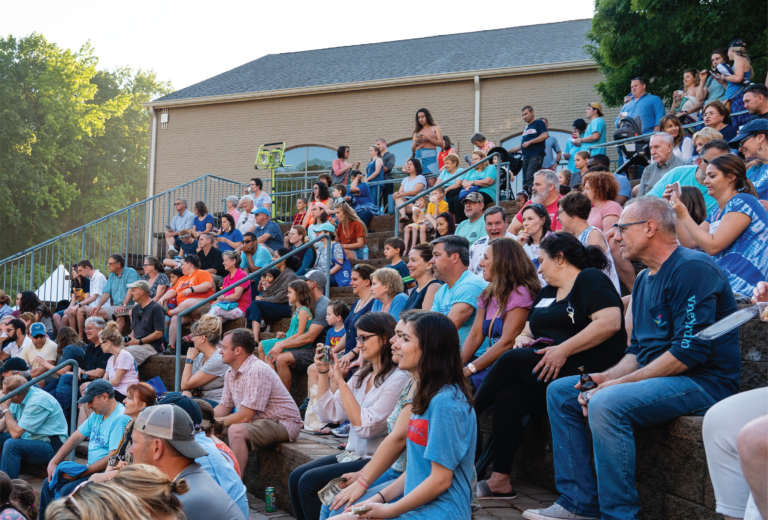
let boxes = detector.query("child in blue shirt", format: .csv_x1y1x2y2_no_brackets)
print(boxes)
325,300,350,354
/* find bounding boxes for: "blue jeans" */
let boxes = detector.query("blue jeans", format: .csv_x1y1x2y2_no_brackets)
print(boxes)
40,474,90,520
0,433,57,479
245,300,292,328
321,467,403,519
289,453,369,520
547,375,717,520
53,373,79,413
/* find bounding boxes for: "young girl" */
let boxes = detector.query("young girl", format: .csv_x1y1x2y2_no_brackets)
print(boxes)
423,187,449,243
403,196,428,256
165,268,183,311
98,321,140,402
515,190,529,207
293,197,308,226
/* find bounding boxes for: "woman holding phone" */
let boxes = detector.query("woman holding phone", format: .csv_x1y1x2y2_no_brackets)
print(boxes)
472,232,626,500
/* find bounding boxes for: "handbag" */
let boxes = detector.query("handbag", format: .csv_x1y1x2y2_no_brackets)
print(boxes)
332,243,352,287
303,384,324,431
458,185,479,201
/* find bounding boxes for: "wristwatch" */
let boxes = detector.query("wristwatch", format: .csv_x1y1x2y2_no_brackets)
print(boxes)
466,363,478,374
138,338,143,345
185,359,194,365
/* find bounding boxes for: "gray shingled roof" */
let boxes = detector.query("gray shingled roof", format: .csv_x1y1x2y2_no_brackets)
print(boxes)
154,19,593,102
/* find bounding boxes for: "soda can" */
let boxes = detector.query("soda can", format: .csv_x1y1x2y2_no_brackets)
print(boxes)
265,487,276,513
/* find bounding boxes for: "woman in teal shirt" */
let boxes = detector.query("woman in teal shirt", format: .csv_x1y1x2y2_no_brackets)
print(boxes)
461,151,497,206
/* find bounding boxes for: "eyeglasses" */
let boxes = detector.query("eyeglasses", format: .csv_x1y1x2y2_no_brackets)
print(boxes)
611,220,649,234
356,334,377,344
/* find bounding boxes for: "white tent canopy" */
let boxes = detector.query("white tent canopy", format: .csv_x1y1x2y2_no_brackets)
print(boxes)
35,264,71,303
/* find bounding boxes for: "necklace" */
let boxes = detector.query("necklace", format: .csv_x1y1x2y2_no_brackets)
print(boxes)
356,292,373,311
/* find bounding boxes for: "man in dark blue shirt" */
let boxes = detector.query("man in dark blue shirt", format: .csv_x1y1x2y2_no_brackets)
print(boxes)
526,196,740,520
507,106,548,191
251,208,284,251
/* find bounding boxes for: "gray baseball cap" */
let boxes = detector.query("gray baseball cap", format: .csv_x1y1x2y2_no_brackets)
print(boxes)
298,269,327,288
134,404,208,459
127,280,151,293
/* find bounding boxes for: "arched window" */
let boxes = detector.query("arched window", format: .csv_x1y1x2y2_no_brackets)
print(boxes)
272,145,337,221
276,146,337,175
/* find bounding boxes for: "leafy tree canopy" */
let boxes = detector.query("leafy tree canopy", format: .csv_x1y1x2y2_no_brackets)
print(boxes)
586,0,768,107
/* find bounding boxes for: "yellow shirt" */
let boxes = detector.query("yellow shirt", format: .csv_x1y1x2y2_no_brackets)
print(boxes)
426,200,449,217
19,338,58,370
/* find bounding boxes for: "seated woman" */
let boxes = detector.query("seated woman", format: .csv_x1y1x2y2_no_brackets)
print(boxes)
672,154,768,300
259,280,314,389
99,321,140,402
461,150,497,207
660,114,694,162
402,244,442,312
141,256,170,303
303,183,334,229
53,264,89,331
333,311,476,520
557,191,621,294
516,204,555,286
246,248,300,339
215,214,244,252
286,225,316,275
192,200,214,237
225,195,240,224
289,312,410,520
571,150,590,188
394,159,427,230
307,203,334,240
181,315,229,407
346,174,379,228
334,202,367,261
314,228,349,288
703,100,737,142
473,232,626,499
370,268,407,320
582,171,623,234
206,250,251,324
733,118,768,201
461,238,540,384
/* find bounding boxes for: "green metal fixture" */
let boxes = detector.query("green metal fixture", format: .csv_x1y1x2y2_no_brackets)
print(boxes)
255,142,289,218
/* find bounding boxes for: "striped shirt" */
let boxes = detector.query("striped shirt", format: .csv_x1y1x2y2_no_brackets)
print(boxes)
219,355,303,441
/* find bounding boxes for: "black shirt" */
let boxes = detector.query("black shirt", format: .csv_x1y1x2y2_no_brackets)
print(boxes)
402,280,443,312
529,268,626,373
130,301,166,353
82,342,112,376
198,247,225,277
750,112,768,121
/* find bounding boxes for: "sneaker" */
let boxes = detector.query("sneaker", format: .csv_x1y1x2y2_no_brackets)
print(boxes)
167,245,178,254
332,421,350,437
522,504,599,520
298,398,309,412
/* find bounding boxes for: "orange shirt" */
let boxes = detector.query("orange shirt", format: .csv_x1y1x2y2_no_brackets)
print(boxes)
175,269,215,304
337,220,365,246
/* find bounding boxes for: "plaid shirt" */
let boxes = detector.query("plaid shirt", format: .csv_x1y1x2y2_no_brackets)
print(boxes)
220,355,303,441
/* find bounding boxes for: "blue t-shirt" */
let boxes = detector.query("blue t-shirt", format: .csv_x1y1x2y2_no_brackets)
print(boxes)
387,261,413,284
467,165,498,200
615,93,666,133
705,194,768,297
255,219,284,251
217,229,243,252
193,214,214,233
195,433,249,520
354,183,374,207
565,138,581,173
325,327,346,348
430,270,489,355
60,345,86,372
647,165,718,216
240,244,274,272
542,136,562,169
78,403,131,464
181,240,198,256
371,293,408,320
521,119,548,158
614,173,633,201
747,163,768,201
629,247,740,403
582,117,607,156
405,386,477,520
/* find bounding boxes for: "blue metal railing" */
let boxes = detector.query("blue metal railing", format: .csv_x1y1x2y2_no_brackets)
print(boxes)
0,360,80,461
173,235,332,391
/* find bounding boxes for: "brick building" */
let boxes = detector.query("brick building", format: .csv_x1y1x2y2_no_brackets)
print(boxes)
144,19,618,197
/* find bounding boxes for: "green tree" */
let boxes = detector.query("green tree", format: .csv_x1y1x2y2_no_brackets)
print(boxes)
586,0,768,107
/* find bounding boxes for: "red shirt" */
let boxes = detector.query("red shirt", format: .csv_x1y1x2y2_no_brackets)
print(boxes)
514,196,563,231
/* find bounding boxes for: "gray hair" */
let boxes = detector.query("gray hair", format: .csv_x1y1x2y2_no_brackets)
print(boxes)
226,195,239,206
535,169,560,190
625,196,677,234
222,250,240,262
239,195,254,206
651,132,675,146
175,197,188,208
85,316,106,329
483,206,507,222
430,235,470,266
470,133,486,144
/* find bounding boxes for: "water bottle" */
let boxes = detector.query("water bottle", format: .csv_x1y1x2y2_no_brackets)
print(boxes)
362,245,369,260
380,204,385,214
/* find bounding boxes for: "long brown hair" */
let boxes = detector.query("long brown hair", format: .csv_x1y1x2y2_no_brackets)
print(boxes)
481,238,540,311
55,327,86,357
353,312,398,390
288,280,313,312
402,312,473,415
709,154,757,197
413,108,437,134
335,201,367,240
659,114,684,148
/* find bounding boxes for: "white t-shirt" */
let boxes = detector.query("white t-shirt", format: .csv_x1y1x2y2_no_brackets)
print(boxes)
106,350,140,396
3,336,32,358
236,212,257,235
400,175,427,194
89,270,108,307
468,232,516,276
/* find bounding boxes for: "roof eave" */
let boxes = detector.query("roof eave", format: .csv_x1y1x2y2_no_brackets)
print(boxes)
144,59,597,109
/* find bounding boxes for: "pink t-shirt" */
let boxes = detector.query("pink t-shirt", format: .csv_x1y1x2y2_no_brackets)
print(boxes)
106,350,140,396
478,286,535,317
223,268,252,312
587,201,623,232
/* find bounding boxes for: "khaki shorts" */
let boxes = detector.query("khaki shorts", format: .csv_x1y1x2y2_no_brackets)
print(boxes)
100,304,135,319
125,344,158,365
245,419,290,450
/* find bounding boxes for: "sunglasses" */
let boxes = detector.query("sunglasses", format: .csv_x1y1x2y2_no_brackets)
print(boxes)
243,240,253,244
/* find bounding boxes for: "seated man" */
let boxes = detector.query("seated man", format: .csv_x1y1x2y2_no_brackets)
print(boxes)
239,232,274,299
40,380,131,518
0,375,68,479
214,329,303,474
197,232,226,281
252,207,284,251
468,206,514,276
0,359,30,379
77,253,139,331
124,281,165,366
20,323,58,384
0,319,32,361
165,197,196,254
524,197,741,520
130,404,245,520
455,193,488,245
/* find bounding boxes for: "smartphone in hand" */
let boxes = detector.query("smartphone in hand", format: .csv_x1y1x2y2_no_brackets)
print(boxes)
670,181,682,198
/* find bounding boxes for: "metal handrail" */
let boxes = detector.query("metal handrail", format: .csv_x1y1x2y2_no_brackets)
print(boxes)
590,110,749,151
394,153,501,238
173,235,332,390
0,360,80,461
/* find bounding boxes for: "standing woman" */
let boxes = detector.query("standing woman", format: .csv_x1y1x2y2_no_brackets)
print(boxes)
98,321,140,402
671,155,768,299
286,225,316,276
140,256,170,303
582,171,623,234
437,154,464,217
472,233,626,499
718,39,753,127
334,202,367,261
660,114,694,162
206,250,251,324
571,150,590,188
303,183,334,228
215,214,244,252
402,244,442,312
370,268,408,320
181,315,229,407
192,201,214,236
289,312,409,520
461,238,539,380
394,159,427,227
411,108,444,179
340,311,476,520
365,146,384,210
332,146,360,186
516,204,554,286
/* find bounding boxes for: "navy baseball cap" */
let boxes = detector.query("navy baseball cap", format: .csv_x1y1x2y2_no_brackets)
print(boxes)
78,379,115,404
729,119,768,148
29,323,46,338
158,392,203,431
0,358,29,373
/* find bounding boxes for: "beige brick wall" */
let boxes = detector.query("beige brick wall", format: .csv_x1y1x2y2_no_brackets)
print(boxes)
151,68,619,195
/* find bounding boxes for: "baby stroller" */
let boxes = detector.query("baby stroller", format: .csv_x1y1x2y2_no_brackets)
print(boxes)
487,147,522,201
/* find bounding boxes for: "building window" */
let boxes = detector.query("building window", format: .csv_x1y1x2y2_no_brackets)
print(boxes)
276,146,337,176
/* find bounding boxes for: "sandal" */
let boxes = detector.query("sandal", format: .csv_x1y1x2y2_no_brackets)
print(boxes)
475,480,517,500
313,423,339,436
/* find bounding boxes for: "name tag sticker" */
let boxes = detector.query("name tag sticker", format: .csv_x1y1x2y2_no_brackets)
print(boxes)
536,298,556,308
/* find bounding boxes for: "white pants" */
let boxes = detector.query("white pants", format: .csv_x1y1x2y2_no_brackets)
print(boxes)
703,387,768,518
206,306,244,322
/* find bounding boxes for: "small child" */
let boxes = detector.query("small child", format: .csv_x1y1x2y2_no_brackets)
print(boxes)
259,269,278,294
325,300,350,353
166,268,183,310
423,187,449,242
332,184,347,206
315,228,346,287
259,281,314,375
383,237,413,286
516,190,529,207
293,197,308,226
403,196,428,256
